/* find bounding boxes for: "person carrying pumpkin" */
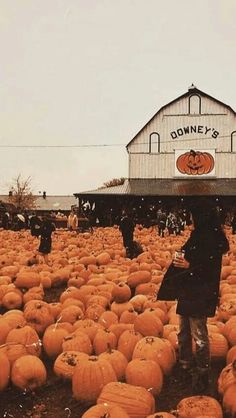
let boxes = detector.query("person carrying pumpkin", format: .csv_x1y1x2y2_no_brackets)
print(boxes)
157,200,229,394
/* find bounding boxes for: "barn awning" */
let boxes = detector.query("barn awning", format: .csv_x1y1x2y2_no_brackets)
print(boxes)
74,178,236,197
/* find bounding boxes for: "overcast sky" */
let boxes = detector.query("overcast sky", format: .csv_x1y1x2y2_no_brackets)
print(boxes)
0,0,236,195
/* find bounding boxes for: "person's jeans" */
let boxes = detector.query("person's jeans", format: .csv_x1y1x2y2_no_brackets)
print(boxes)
177,315,210,370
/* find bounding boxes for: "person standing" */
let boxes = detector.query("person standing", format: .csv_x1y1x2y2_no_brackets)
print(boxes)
119,209,135,258
29,213,42,237
67,211,78,231
2,212,10,229
38,216,56,264
158,204,229,394
231,213,236,234
157,211,167,237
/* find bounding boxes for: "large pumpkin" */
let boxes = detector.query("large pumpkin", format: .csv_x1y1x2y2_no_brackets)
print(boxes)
97,381,155,418
176,149,214,175
176,395,223,418
72,355,117,402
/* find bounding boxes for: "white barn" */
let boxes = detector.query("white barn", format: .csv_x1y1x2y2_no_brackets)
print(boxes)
75,85,236,224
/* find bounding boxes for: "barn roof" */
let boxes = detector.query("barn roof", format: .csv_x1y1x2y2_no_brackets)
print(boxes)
0,195,77,211
126,86,236,149
74,178,236,197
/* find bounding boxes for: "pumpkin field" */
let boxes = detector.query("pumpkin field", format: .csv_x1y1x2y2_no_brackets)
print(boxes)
0,225,236,418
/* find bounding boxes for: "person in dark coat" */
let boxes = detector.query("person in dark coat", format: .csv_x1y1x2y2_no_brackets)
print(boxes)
2,212,10,229
29,213,42,237
157,204,229,394
38,217,56,264
231,214,236,234
119,210,135,258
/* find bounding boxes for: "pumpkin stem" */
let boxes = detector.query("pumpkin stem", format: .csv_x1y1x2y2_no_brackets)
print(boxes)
190,149,196,156
107,343,113,354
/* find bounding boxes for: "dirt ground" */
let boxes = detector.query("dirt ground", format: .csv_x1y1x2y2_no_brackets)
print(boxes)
0,287,229,418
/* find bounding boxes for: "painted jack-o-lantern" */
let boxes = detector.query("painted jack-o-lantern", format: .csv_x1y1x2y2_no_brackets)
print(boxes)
176,149,214,175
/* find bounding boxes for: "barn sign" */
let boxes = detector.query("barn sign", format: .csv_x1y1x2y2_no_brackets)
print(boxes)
175,149,216,177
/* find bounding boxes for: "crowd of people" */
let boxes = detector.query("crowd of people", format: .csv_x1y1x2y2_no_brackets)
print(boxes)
0,201,235,396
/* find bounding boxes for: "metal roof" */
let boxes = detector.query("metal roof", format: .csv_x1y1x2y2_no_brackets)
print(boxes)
0,195,77,211
74,178,236,197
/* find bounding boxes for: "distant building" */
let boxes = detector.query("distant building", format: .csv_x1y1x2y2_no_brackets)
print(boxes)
74,85,236,224
0,194,77,215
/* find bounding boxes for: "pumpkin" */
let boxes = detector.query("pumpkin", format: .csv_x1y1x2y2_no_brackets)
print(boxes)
119,307,138,324
93,329,117,355
125,358,163,395
176,395,223,418
133,310,163,337
227,345,236,364
127,271,151,288
72,355,117,402
218,362,236,395
3,310,26,329
54,351,89,380
97,381,155,418
59,305,84,323
176,149,214,175
73,318,103,342
6,325,41,357
2,291,23,309
42,325,70,358
223,383,236,416
0,318,11,344
132,336,176,375
99,344,128,380
146,414,176,418
98,310,119,329
24,301,54,335
11,355,47,390
62,331,93,354
14,271,41,288
118,329,143,361
81,404,130,418
0,352,10,391
112,282,131,303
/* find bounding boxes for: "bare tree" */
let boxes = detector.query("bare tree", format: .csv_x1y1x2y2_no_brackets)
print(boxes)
8,175,37,211
103,177,125,188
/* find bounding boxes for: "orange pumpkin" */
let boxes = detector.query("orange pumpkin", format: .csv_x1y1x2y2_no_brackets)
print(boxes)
97,381,155,418
0,352,10,391
176,149,214,175
81,404,130,418
11,355,47,390
125,358,163,396
72,355,117,402
176,395,223,418
54,351,89,380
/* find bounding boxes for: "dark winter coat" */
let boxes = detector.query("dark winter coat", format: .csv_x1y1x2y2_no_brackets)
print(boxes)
157,227,229,317
38,220,56,254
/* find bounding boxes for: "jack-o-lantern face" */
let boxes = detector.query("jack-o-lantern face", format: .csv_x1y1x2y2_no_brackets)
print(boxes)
176,149,214,175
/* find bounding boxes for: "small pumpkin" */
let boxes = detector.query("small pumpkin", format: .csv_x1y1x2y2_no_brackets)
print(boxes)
54,351,88,380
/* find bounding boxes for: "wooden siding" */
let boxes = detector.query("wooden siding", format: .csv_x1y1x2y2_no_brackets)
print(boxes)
129,152,236,179
127,91,236,179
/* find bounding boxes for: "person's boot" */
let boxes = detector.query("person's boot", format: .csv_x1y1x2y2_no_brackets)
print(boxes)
175,361,193,386
192,367,209,395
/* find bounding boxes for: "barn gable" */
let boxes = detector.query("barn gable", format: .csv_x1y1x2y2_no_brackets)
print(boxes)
127,85,236,180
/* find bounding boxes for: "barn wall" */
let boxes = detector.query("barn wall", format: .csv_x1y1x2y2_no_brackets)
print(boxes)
127,90,236,179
